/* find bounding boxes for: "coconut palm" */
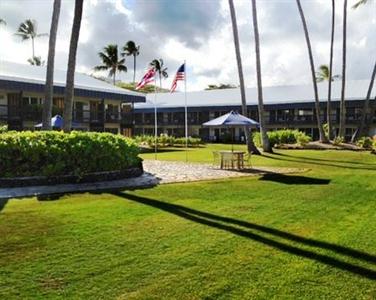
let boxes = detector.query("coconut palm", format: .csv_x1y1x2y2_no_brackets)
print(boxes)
95,44,127,85
228,0,260,155
316,65,340,82
27,56,44,66
15,19,48,58
150,59,168,89
63,0,84,132
296,0,328,143
122,41,140,83
351,0,375,141
339,0,348,138
250,0,272,152
42,0,61,130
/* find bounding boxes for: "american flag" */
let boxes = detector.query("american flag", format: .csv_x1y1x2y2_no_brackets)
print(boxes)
136,68,156,90
170,63,185,93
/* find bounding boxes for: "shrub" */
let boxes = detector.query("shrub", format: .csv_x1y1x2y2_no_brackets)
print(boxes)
0,131,140,178
0,125,8,133
134,134,203,148
356,136,373,149
333,136,344,146
252,129,311,147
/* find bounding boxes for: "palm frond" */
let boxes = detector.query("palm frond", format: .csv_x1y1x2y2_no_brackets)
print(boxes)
0,18,6,25
94,65,109,71
352,0,368,9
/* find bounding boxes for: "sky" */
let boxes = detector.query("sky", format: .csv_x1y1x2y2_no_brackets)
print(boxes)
0,0,375,92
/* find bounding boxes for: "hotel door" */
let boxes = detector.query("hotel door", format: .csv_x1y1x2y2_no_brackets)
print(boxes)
7,93,22,120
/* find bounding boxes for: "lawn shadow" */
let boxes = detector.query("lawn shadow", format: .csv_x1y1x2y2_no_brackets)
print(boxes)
263,154,376,171
259,173,331,185
115,192,376,280
0,198,8,213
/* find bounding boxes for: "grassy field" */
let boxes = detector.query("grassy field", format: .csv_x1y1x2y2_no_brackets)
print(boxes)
1,145,376,299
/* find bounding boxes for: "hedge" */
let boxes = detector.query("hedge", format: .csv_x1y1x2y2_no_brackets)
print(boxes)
252,129,311,147
134,134,204,148
0,131,140,178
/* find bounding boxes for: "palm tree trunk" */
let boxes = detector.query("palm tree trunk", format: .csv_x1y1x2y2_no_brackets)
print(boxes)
31,37,35,58
63,0,83,133
113,72,116,85
339,0,347,138
296,0,328,143
352,61,376,141
159,73,162,90
228,0,260,155
251,0,272,152
327,0,335,140
42,0,61,130
133,54,136,83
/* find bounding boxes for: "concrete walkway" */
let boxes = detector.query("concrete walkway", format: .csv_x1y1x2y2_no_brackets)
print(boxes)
0,160,305,200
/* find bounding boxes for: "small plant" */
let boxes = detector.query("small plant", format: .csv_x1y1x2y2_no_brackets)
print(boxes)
0,125,8,133
333,136,344,146
356,136,373,149
252,129,311,148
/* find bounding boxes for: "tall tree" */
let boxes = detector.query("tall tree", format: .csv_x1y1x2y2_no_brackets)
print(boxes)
296,0,328,142
339,0,348,138
351,0,375,141
250,0,272,152
42,0,61,130
63,0,84,132
122,41,140,83
327,0,335,140
228,0,260,155
316,65,340,83
150,59,168,89
27,56,44,66
95,44,127,85
15,19,47,58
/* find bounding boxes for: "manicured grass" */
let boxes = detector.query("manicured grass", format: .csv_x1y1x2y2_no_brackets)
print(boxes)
1,145,376,299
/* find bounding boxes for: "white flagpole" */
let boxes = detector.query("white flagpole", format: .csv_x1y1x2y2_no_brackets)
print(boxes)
154,76,158,160
184,60,188,162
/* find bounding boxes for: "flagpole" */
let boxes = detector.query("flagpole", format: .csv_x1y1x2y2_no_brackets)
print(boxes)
154,76,157,160
184,60,188,162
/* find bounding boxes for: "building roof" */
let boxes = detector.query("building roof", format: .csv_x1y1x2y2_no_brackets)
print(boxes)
135,80,375,111
0,61,145,102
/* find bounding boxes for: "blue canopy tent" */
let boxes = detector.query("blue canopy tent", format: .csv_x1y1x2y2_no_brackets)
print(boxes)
202,110,259,151
35,115,80,129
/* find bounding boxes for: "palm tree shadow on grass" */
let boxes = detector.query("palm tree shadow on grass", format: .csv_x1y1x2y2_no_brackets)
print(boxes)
259,173,331,185
0,199,8,213
114,192,376,280
263,154,376,171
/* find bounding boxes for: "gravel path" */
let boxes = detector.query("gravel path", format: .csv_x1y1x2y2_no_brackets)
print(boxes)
143,160,305,184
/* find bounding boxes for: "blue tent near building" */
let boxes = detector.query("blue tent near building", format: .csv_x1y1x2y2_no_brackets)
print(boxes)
35,115,80,129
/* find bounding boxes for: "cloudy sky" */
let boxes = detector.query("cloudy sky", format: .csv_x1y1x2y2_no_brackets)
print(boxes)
0,0,375,91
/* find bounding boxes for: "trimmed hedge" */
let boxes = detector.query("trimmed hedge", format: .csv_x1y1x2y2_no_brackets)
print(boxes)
134,134,204,148
252,129,311,147
0,131,140,178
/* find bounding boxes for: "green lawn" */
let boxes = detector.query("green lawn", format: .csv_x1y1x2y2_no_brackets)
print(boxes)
1,145,376,299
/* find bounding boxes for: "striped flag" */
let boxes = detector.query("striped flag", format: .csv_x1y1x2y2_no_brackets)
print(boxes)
170,63,185,93
136,68,156,90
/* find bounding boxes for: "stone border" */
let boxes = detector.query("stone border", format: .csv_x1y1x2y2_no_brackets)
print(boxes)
0,166,143,188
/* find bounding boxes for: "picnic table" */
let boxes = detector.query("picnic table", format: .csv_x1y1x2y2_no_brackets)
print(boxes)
219,150,245,170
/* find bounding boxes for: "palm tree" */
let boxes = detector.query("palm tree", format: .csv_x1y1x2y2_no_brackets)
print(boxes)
42,0,61,130
326,0,336,140
316,65,340,82
122,41,140,83
351,0,375,141
250,0,272,152
63,0,84,132
0,19,6,25
339,0,348,138
150,59,168,89
15,19,48,58
228,0,260,155
95,44,127,85
296,0,328,143
27,56,44,66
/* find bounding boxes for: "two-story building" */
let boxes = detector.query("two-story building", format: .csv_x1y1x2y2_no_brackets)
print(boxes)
0,61,146,134
133,80,376,141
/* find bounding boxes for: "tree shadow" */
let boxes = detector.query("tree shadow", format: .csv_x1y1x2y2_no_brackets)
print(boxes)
114,192,376,280
259,173,331,185
275,152,376,167
263,154,376,171
0,198,8,213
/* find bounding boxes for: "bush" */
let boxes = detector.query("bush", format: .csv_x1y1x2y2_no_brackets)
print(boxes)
356,136,373,149
135,134,204,148
333,136,344,146
0,131,140,178
252,129,311,148
0,125,8,133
